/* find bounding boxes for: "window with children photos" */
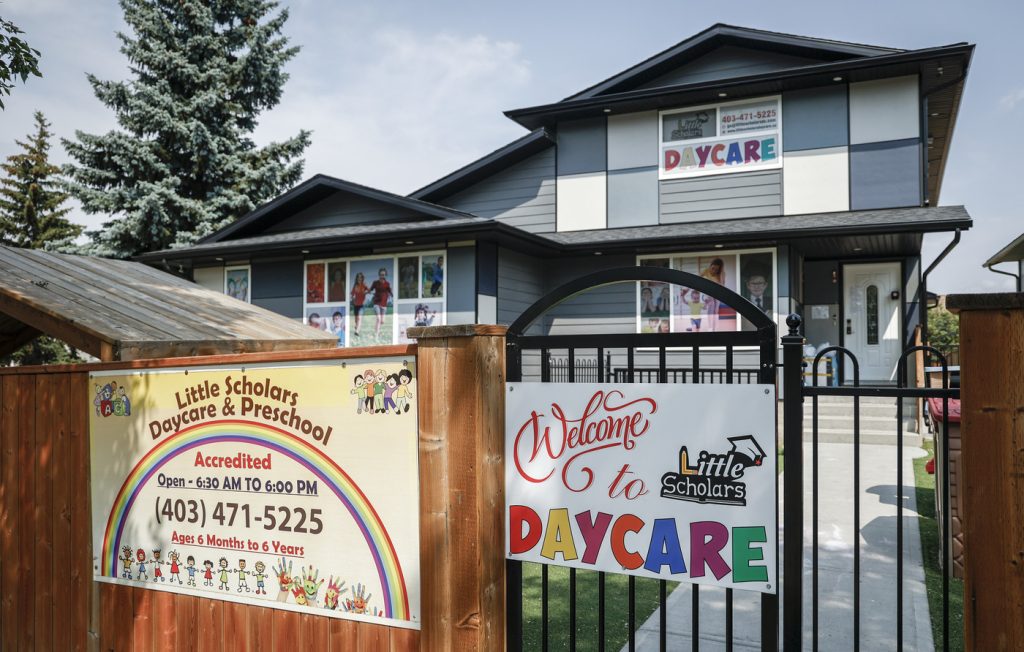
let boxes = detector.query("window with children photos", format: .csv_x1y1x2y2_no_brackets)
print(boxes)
304,252,446,348
637,249,776,334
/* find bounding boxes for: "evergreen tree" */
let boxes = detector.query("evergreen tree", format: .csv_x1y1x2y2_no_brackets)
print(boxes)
0,110,82,248
63,0,311,258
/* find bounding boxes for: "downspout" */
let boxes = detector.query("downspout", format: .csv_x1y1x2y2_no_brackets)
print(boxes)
985,264,1021,291
921,227,961,343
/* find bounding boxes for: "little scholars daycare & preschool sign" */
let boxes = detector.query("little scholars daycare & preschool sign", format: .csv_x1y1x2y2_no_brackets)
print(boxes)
89,358,422,629
506,382,777,593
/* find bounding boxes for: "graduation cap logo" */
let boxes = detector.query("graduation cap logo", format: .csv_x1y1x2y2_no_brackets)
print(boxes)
661,435,768,507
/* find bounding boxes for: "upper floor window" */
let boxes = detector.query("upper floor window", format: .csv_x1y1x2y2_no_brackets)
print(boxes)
659,96,782,180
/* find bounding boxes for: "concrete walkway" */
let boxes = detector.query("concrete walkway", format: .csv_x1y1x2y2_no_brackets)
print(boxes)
630,442,934,651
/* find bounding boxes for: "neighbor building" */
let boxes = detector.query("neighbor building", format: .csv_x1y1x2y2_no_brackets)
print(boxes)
138,24,974,383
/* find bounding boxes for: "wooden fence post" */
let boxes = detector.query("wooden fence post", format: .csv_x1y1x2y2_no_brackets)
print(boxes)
411,324,507,651
947,293,1024,651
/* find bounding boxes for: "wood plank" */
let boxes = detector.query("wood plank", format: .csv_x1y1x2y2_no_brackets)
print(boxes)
33,375,55,651
132,587,154,652
173,595,199,652
328,618,358,651
195,598,221,652
52,374,73,652
0,377,18,652
18,375,36,650
108,583,135,652
153,590,177,651
303,612,329,647
0,290,107,359
222,600,250,649
247,604,274,652
69,373,93,651
272,610,302,650
388,626,419,651
357,622,390,651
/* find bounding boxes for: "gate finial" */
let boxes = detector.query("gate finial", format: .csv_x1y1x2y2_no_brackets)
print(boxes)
785,313,802,336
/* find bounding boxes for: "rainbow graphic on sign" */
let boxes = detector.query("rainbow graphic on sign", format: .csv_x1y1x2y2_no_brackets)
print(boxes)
100,420,410,621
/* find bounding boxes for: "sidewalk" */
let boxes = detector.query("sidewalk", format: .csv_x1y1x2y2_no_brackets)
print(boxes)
630,442,933,651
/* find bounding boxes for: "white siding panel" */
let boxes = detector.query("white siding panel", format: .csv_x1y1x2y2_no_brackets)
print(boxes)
556,172,607,232
193,266,224,293
782,146,850,215
849,75,920,145
607,111,658,170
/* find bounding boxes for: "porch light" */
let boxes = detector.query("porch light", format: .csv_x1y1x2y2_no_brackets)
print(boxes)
405,241,415,245
832,76,843,82
301,249,309,254
718,92,728,98
603,108,611,113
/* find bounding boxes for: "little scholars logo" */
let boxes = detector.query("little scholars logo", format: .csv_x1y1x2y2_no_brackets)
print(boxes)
93,380,131,418
660,435,766,507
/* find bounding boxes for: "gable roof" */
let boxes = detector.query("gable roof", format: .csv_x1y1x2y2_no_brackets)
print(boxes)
563,23,902,101
984,233,1024,267
202,174,479,244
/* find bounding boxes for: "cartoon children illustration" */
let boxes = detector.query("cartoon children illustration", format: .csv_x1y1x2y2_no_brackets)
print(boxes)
253,561,268,595
360,366,376,411
369,267,393,338
236,559,250,592
186,556,197,587
135,548,148,581
120,546,134,580
395,369,414,414
383,374,399,414
217,557,230,590
202,560,214,587
118,387,131,416
350,375,366,415
151,548,165,582
98,384,114,417
273,557,294,602
298,566,324,606
93,384,104,416
323,576,346,610
373,369,386,413
350,272,369,337
168,550,182,584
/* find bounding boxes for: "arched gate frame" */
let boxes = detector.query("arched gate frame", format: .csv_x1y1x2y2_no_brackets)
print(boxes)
505,266,780,651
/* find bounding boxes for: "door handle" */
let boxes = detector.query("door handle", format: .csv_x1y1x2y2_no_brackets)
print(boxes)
846,319,852,335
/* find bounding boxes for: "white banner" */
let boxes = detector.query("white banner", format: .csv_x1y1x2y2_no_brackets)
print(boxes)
90,358,421,629
505,382,777,594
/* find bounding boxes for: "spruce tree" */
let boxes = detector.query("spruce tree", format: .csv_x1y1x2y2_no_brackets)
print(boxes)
0,110,82,248
63,0,311,258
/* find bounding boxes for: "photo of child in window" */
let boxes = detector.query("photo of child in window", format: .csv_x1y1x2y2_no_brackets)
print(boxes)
398,256,419,299
397,301,442,344
349,258,394,346
327,262,347,302
422,256,444,298
639,280,670,333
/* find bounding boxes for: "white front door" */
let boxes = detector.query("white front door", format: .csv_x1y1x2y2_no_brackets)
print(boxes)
842,262,901,383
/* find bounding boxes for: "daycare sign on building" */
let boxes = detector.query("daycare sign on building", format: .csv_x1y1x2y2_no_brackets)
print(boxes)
89,358,422,629
506,382,777,593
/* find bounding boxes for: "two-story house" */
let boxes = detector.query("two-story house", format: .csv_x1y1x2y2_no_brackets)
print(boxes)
138,24,973,382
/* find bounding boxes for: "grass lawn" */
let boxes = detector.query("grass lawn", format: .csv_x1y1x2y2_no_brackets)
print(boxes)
520,563,677,650
912,439,965,650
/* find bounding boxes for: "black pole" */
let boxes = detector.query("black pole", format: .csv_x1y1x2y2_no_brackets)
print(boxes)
782,314,804,650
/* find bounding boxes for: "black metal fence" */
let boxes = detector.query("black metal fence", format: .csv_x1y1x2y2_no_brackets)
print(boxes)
505,267,778,652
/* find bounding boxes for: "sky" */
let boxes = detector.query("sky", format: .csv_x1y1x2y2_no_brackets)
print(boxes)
2,0,1022,294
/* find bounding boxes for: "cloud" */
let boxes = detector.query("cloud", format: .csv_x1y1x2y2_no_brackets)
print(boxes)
998,88,1024,112
253,26,534,195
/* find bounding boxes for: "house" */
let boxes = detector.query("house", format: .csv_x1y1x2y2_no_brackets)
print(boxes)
983,233,1024,291
137,24,974,383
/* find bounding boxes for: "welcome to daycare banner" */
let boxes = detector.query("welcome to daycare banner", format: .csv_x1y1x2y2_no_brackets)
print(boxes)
506,382,777,594
89,358,421,629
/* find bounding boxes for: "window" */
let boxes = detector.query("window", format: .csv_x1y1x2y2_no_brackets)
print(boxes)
224,265,251,303
304,252,446,348
637,248,776,334
659,96,782,180
866,284,879,345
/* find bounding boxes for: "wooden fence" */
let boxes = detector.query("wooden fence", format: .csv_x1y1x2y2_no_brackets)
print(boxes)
0,325,507,651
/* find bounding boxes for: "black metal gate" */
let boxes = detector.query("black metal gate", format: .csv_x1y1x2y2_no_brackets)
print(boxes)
505,266,779,651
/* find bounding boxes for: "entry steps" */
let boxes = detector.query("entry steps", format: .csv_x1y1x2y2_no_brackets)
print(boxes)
799,395,921,447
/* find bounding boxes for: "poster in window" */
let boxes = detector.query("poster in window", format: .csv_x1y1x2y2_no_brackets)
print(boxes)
662,109,715,142
327,263,347,303
671,255,738,332
225,267,250,303
639,258,670,333
740,252,773,331
421,255,444,298
398,257,419,300
306,263,325,304
305,306,347,347
397,301,442,344
349,258,394,347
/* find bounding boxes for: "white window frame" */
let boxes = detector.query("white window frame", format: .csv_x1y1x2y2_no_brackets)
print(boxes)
636,247,778,338
303,251,448,347
658,95,783,180
223,264,251,303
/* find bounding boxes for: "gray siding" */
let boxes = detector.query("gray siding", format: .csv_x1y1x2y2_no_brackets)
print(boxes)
659,170,782,223
557,117,607,175
546,255,636,336
850,139,922,210
496,248,545,332
783,86,849,151
444,148,556,234
637,46,818,89
266,193,421,232
252,296,302,318
447,246,476,325
608,167,659,228
251,258,303,319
